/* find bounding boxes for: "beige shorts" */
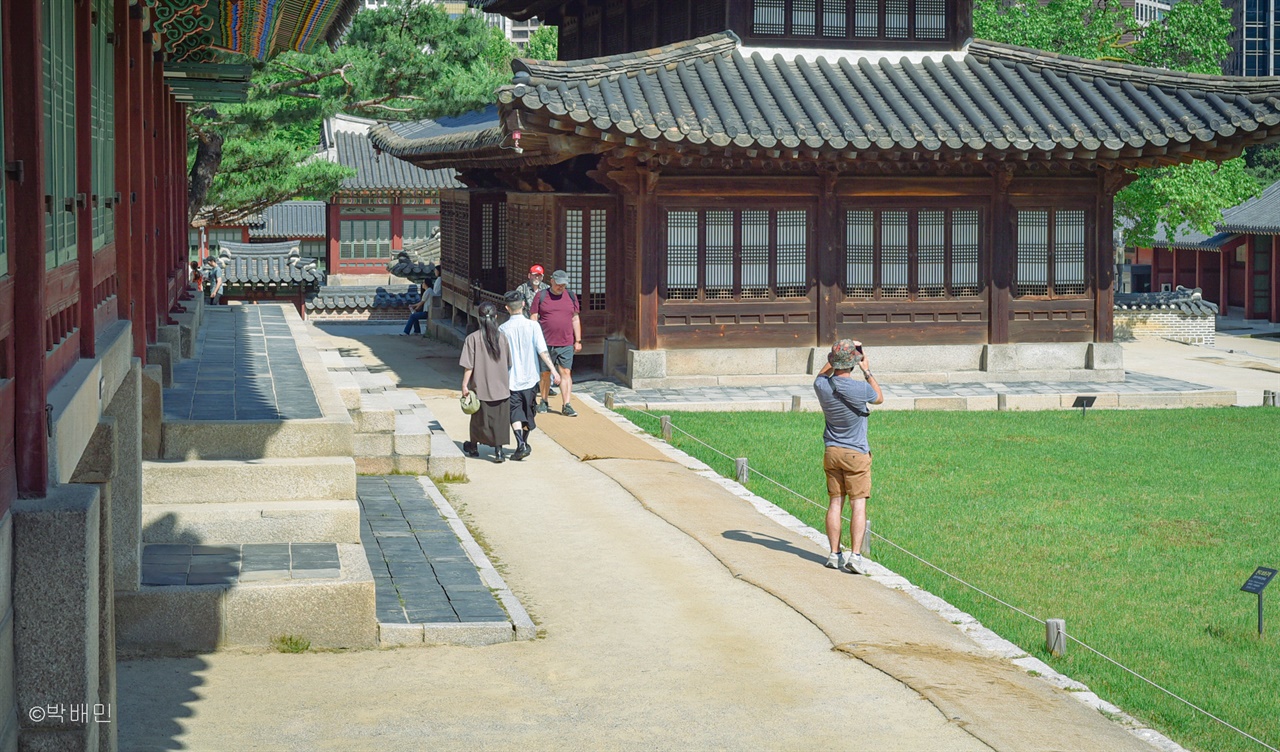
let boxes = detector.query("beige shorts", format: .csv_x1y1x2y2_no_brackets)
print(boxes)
824,446,872,500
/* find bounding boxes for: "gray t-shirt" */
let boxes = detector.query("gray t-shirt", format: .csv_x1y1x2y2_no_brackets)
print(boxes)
813,375,877,453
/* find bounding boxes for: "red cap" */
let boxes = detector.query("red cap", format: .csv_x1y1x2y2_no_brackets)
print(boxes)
529,265,545,275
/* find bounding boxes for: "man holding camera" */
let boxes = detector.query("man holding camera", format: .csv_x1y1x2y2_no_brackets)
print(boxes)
814,339,883,575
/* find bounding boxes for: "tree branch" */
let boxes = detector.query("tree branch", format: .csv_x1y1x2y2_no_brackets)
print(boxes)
266,63,353,93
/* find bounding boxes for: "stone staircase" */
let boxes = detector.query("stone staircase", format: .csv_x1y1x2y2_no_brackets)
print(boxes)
116,305,376,653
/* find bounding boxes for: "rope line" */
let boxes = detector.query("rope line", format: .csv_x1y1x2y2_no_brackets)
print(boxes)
624,406,1277,752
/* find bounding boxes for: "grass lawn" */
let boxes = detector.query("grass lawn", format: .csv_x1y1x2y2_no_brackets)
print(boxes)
620,406,1280,752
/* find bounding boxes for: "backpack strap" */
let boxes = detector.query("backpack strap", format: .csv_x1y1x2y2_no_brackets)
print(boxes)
827,374,869,418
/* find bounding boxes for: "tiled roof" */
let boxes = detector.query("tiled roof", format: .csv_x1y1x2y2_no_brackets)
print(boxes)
216,241,326,287
331,130,462,192
372,107,505,159
1147,224,1236,251
305,285,423,311
1115,287,1220,316
1217,178,1280,233
387,232,442,282
373,32,1280,167
248,201,327,239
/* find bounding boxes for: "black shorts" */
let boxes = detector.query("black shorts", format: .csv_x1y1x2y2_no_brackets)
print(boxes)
508,386,540,429
539,345,574,372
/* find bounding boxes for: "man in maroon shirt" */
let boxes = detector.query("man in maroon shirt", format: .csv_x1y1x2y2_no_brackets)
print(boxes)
530,269,582,417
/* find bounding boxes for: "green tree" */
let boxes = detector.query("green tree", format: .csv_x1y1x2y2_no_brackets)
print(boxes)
522,24,559,61
975,0,1256,249
190,0,517,224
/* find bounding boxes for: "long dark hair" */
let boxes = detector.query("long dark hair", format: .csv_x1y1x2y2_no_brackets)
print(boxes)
477,302,502,359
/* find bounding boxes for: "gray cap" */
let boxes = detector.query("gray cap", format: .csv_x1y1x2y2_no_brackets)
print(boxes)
551,269,570,284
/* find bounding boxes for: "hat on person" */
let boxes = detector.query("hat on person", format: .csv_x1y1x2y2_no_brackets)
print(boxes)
827,339,862,370
551,269,570,284
529,264,545,276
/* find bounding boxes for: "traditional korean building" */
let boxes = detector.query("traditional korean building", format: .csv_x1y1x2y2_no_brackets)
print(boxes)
373,1,1280,387
0,0,359,747
1129,177,1280,323
215,240,328,315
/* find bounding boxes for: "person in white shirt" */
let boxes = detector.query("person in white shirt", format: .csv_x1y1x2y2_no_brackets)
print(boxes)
499,291,559,461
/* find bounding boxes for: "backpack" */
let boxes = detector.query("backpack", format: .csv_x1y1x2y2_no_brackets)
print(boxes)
532,287,577,314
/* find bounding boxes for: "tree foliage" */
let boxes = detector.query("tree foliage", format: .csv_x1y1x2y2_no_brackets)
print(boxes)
975,0,1256,249
522,24,559,61
190,0,518,224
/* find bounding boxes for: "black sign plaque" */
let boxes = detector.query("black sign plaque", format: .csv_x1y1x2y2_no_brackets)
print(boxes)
1071,396,1097,416
1242,567,1277,595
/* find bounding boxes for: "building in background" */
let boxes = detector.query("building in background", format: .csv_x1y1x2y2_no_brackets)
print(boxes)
1225,0,1280,75
1130,0,1171,25
363,0,542,46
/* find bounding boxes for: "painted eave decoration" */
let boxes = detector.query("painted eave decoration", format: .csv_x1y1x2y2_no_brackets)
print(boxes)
371,31,1280,172
146,0,363,64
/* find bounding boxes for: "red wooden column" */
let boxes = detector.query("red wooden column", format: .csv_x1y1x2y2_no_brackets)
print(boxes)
142,43,157,341
1094,171,1119,342
128,6,147,357
6,0,50,497
75,0,96,358
1219,245,1230,315
113,0,133,342
391,202,405,251
1244,236,1256,318
988,168,1014,344
327,202,340,273
1272,236,1279,323
815,170,840,344
637,167,659,350
1195,247,1204,291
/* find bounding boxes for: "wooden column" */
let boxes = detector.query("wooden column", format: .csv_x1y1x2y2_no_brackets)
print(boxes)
113,0,132,345
1245,235,1256,318
128,7,147,357
1272,235,1279,323
391,202,404,251
1094,170,1123,343
143,45,158,341
76,0,99,358
988,167,1014,344
1195,246,1204,291
815,168,840,345
637,166,659,350
1220,244,1230,315
7,0,50,497
327,202,340,273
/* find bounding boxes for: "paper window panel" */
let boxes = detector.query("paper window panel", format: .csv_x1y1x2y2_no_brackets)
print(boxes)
741,210,771,299
844,210,874,298
880,210,910,298
1054,210,1086,295
665,211,699,300
775,210,808,298
950,209,980,297
589,208,607,310
1016,210,1049,297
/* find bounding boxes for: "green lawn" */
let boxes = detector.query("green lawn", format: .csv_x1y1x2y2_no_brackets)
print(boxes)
620,406,1280,752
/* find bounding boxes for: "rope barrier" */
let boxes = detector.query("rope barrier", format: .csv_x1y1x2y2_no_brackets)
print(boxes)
621,405,1278,752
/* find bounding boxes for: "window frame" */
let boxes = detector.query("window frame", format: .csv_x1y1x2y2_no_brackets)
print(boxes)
338,219,392,260
1012,205,1092,300
43,0,78,270
742,0,956,47
840,203,985,302
659,201,814,304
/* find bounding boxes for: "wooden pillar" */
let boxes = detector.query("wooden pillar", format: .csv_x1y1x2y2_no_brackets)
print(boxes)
988,167,1014,344
74,0,96,358
1220,243,1230,315
1094,170,1122,342
1272,236,1279,323
6,0,50,497
1245,235,1256,318
128,6,147,357
816,169,840,345
113,0,132,343
391,201,404,251
327,201,340,274
1195,246,1204,292
637,167,659,350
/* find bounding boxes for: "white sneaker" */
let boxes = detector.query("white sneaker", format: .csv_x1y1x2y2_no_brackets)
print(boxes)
843,553,868,575
824,552,841,569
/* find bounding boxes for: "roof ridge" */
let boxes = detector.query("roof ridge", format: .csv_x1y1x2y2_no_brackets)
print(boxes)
511,31,740,84
969,39,1280,94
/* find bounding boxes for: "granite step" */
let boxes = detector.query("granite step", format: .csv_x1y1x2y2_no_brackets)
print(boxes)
141,500,361,545
142,457,357,504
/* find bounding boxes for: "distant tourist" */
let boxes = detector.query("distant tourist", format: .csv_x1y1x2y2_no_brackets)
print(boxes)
500,291,559,461
204,257,224,306
530,269,581,417
813,339,883,575
190,260,203,291
514,265,547,317
401,280,429,336
459,302,512,462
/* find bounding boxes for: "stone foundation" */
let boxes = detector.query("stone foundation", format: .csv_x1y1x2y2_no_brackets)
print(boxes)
1114,309,1215,346
626,343,1125,388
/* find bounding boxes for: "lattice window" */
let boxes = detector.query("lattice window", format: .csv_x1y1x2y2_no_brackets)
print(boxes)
792,0,817,35
754,0,786,34
742,210,770,299
694,0,723,36
660,0,689,43
588,208,607,311
206,229,242,250
666,211,699,300
776,210,808,298
1015,210,1049,297
886,0,910,37
339,220,391,260
915,0,946,39
565,209,584,292
705,210,735,300
481,204,496,278
663,206,810,301
403,219,439,243
43,0,77,269
854,0,878,36
496,203,507,273
845,210,874,298
823,0,848,36
441,195,470,277
91,0,114,249
843,207,983,300
951,209,980,297
1054,210,1086,295
880,210,910,298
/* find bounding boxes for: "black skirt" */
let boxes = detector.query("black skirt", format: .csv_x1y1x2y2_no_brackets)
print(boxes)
469,399,511,448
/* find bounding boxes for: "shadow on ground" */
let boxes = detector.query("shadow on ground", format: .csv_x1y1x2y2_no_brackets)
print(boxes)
116,656,208,750
722,529,827,565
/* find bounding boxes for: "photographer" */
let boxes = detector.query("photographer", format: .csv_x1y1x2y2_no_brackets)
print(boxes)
813,339,883,575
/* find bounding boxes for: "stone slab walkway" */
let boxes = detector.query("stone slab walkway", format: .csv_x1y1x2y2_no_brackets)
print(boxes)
164,306,321,421
575,371,1219,408
139,543,340,586
357,476,506,625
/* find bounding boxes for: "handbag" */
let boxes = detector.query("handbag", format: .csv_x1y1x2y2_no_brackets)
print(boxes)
460,391,480,415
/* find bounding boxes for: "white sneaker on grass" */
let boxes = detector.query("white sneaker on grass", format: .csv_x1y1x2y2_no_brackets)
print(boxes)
843,553,868,575
825,552,841,569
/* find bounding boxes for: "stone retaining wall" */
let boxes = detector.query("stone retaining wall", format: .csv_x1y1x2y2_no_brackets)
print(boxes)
1114,309,1215,346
